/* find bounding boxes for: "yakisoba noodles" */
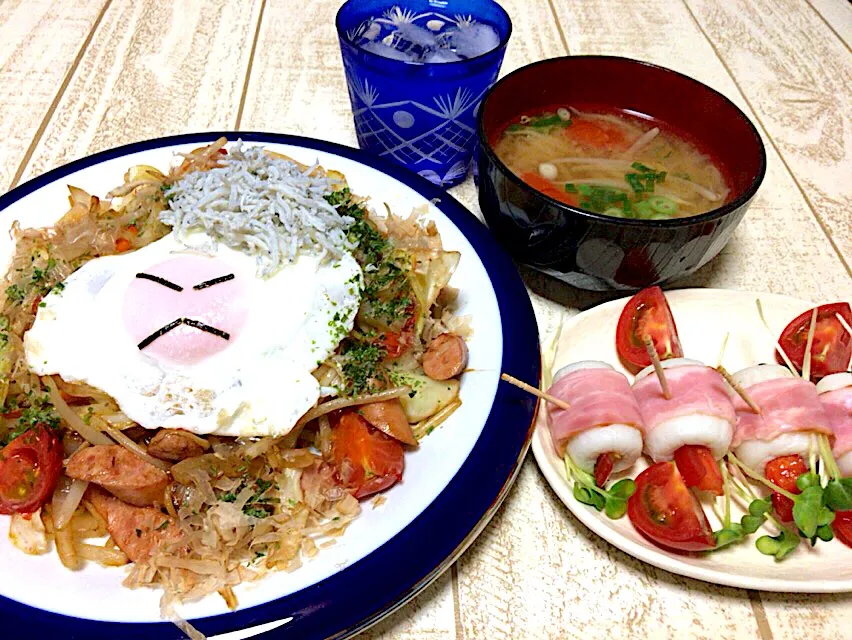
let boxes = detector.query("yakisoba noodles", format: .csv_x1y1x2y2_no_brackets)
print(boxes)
0,138,469,637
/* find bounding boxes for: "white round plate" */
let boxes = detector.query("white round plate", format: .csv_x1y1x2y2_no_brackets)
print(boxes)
532,288,852,593
0,133,540,639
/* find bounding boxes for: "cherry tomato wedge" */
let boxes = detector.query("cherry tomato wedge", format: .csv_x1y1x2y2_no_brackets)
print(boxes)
765,454,807,523
331,410,404,500
0,425,63,515
673,445,723,496
834,511,852,548
627,461,716,552
519,172,580,207
594,452,615,488
616,286,684,374
776,302,852,380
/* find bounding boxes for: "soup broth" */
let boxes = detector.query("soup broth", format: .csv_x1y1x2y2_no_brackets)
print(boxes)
493,106,730,219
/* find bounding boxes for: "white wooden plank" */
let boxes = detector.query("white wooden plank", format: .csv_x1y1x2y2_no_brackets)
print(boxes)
18,0,263,184
686,0,852,274
360,573,458,639
807,0,852,47
0,0,107,191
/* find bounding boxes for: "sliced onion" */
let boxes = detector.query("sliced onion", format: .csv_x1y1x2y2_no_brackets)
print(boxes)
102,424,172,472
55,527,79,570
51,476,89,531
155,556,225,576
318,415,332,459
75,542,128,566
239,437,275,459
44,377,112,446
295,387,409,429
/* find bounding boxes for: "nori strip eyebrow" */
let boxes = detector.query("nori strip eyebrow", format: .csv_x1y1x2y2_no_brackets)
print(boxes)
182,318,230,341
138,318,183,350
193,274,235,290
137,318,231,351
136,273,183,292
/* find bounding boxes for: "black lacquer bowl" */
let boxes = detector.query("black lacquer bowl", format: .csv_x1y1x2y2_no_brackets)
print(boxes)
475,56,766,291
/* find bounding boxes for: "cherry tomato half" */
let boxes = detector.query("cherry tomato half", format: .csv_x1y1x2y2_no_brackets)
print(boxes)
594,452,615,488
376,303,417,359
777,302,852,380
615,286,684,374
834,511,852,548
673,445,723,496
765,454,807,523
627,461,716,552
331,410,404,500
0,425,63,515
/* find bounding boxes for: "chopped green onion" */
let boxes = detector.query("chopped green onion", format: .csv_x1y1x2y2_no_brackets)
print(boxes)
603,207,625,218
631,162,653,172
646,195,678,216
564,183,578,193
626,174,644,193
530,114,567,128
634,201,654,218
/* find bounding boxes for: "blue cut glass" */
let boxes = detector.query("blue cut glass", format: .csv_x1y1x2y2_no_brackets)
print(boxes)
336,0,511,188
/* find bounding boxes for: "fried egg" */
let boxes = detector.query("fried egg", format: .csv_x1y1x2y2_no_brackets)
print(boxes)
24,232,362,437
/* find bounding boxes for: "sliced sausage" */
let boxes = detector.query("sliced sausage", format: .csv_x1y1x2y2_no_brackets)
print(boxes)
358,399,418,446
66,445,169,507
422,333,468,380
87,487,181,562
147,429,209,461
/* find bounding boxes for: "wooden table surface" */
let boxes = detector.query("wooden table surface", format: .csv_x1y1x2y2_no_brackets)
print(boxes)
2,0,851,638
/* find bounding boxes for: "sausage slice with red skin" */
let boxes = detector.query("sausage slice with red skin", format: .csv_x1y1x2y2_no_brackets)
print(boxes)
87,487,181,562
422,333,468,380
66,445,169,507
148,429,209,461
358,399,418,446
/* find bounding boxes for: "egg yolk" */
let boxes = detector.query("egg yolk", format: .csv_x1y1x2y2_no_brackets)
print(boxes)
122,255,249,366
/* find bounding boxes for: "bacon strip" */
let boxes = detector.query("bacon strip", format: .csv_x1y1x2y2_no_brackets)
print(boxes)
632,365,736,433
546,368,644,456
731,378,832,448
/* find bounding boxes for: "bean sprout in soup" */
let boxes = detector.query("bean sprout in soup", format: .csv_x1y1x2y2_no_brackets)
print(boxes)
493,106,730,220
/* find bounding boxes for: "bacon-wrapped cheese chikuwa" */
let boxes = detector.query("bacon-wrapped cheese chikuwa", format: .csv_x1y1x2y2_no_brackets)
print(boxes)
731,364,833,471
632,358,736,462
547,361,645,478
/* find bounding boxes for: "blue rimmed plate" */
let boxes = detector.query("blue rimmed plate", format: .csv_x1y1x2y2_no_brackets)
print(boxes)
0,133,540,639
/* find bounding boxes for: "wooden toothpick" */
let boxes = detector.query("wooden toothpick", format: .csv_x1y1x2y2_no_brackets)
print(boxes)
716,365,762,414
802,308,818,383
501,373,571,411
715,332,730,369
643,336,671,399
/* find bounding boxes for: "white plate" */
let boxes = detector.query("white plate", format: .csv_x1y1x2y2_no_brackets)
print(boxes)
532,288,852,593
0,134,540,639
